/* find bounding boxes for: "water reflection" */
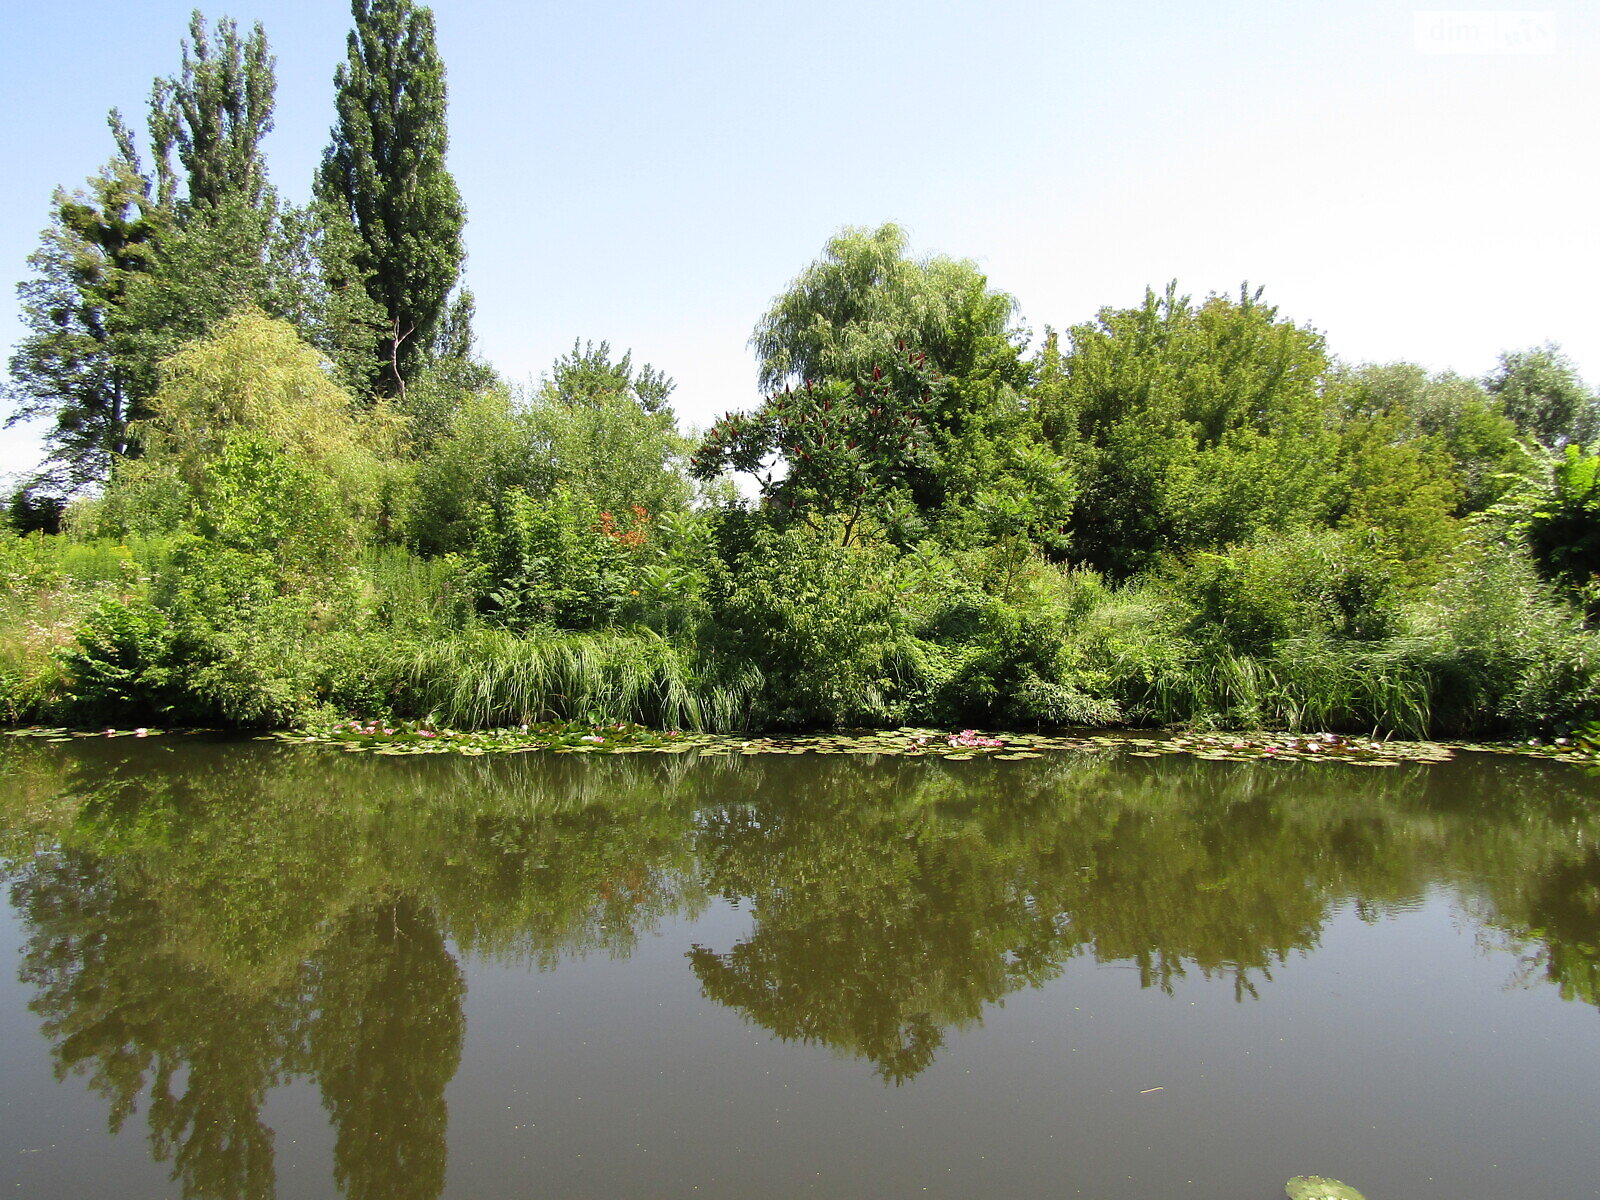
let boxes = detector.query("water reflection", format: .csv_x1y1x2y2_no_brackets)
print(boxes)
2,739,1598,1196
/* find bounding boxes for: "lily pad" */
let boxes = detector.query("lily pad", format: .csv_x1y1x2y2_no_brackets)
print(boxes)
1286,1176,1366,1200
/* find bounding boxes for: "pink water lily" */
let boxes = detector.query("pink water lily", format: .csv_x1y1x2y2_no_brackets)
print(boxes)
947,729,1005,749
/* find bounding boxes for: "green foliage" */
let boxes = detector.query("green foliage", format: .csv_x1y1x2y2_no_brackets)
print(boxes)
147,12,275,212
524,341,692,518
7,487,65,535
316,0,466,395
1055,283,1336,576
112,193,282,404
195,431,355,583
113,307,399,538
7,120,163,490
362,545,476,635
401,386,528,553
8,15,290,494
404,344,692,556
694,351,941,542
56,594,176,721
715,520,912,727
468,486,637,631
1176,529,1405,656
1377,541,1594,735
398,627,754,730
751,222,1023,393
704,227,1068,544
268,199,390,396
1331,408,1462,583
1330,361,1532,514
1486,343,1599,449
1524,443,1600,610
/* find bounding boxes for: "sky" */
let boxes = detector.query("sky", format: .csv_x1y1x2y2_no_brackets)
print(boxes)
1,0,1596,486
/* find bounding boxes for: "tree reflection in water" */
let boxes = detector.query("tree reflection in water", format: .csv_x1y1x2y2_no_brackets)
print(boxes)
2,739,1598,1195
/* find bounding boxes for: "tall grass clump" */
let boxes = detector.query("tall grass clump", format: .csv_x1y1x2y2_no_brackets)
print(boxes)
396,628,759,731
1407,540,1600,736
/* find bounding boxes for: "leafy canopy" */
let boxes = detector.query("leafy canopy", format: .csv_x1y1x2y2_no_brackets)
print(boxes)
1051,283,1335,576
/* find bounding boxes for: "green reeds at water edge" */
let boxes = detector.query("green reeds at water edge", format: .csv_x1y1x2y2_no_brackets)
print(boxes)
394,628,761,732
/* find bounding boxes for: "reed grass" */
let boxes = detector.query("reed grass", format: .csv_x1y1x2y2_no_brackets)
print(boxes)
397,627,760,732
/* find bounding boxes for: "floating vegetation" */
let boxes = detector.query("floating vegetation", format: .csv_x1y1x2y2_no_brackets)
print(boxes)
262,723,1462,766
1487,722,1600,765
1165,732,1452,767
273,718,685,756
1286,1176,1367,1200
3,725,172,742
6,721,1595,772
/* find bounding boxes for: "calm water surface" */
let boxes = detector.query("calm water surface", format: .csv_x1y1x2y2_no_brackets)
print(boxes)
0,737,1596,1200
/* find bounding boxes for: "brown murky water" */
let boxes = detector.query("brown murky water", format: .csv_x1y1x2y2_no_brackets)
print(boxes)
1,737,1597,1199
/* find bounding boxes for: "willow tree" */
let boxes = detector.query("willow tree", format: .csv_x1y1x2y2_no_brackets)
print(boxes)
315,0,466,397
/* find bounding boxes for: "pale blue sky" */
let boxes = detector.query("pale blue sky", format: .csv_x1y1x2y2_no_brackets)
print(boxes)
2,1,1596,484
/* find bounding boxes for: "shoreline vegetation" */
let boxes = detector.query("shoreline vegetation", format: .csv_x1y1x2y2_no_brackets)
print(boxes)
6,722,1597,769
4,10,1599,747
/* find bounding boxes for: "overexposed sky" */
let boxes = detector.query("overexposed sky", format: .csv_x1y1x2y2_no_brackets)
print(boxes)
2,1,1596,484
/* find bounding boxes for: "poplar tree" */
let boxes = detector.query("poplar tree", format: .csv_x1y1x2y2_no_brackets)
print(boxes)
315,0,466,398
147,11,276,212
116,12,282,411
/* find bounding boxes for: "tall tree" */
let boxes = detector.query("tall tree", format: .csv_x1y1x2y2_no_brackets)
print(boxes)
751,223,1023,393
147,12,276,212
118,12,282,401
6,115,163,491
315,0,466,398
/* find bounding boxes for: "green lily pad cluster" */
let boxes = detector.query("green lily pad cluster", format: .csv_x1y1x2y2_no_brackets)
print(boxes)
5,725,169,742
1499,723,1600,764
8,721,1594,772
277,719,682,756
1160,732,1454,767
1286,1176,1366,1200
688,728,1043,761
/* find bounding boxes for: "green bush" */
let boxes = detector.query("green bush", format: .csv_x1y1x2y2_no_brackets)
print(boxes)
1173,528,1405,655
468,486,637,630
715,520,914,727
1411,541,1600,735
55,594,178,723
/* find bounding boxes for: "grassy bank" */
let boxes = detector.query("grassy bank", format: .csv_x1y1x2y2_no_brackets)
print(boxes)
3,524,1595,741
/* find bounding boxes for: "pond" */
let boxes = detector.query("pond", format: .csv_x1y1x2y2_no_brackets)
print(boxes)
0,736,1596,1200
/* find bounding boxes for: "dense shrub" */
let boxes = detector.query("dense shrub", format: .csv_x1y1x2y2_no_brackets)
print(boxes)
714,520,913,727
1172,528,1406,655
